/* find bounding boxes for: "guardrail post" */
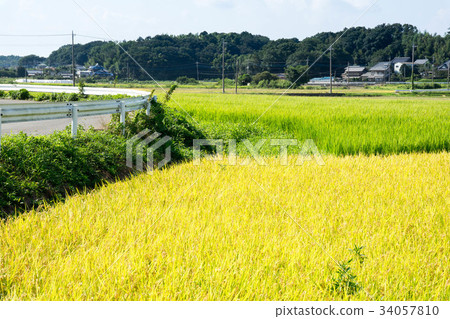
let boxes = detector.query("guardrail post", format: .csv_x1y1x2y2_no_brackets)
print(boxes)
119,101,126,135
147,96,157,116
0,108,2,150
71,103,78,138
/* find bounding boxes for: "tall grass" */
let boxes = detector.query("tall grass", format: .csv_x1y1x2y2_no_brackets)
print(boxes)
0,153,448,300
168,94,450,155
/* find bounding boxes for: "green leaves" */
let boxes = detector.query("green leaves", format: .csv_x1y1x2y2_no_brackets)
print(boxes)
0,129,127,217
330,246,367,296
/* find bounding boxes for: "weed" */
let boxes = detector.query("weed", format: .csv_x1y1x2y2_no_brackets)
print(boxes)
349,245,367,265
330,259,362,296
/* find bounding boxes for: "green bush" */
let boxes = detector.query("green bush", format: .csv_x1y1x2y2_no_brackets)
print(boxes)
0,93,209,216
415,83,442,89
252,71,278,84
238,74,252,85
67,93,79,101
33,93,51,101
0,90,5,98
17,89,31,100
108,98,209,164
0,129,128,216
176,76,198,85
8,90,19,99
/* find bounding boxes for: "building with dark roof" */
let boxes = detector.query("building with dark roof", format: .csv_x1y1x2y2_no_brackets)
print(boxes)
438,60,450,71
361,62,390,82
342,66,367,80
391,57,411,64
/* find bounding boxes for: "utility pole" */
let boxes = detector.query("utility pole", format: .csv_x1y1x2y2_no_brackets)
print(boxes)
72,31,76,87
126,62,129,83
347,61,350,85
388,57,391,84
411,43,417,90
329,46,333,94
447,61,450,90
196,62,199,81
235,58,239,94
431,56,435,85
222,40,227,94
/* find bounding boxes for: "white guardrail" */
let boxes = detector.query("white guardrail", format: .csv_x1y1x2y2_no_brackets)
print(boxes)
0,95,156,148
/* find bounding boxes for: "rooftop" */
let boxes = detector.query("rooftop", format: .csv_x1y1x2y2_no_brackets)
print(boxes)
391,57,411,64
369,62,390,72
414,59,429,65
345,66,366,72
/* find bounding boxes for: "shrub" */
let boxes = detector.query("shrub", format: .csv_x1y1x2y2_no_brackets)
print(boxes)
108,97,209,164
33,93,51,101
238,74,252,85
0,90,5,98
252,71,278,84
0,129,128,216
67,93,79,101
285,65,310,87
17,89,31,100
176,76,198,85
8,91,19,99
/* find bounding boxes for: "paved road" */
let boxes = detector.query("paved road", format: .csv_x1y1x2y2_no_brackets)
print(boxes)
0,85,147,136
0,84,147,97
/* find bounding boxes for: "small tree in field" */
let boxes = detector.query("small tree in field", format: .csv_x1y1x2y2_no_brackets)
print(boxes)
252,71,278,85
238,74,252,85
285,65,310,87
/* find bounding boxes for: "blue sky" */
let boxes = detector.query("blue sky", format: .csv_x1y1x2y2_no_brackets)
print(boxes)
0,0,449,57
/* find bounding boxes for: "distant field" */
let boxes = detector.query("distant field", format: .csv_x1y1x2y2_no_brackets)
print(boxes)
168,94,450,156
0,153,448,300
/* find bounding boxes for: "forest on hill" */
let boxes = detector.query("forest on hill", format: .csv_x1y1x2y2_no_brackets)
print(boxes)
6,24,450,80
0,55,21,68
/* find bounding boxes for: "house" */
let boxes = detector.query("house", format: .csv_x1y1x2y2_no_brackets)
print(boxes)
392,57,412,74
394,62,414,74
88,63,114,77
36,63,48,70
77,70,94,78
391,57,411,65
361,62,390,82
76,65,87,71
394,59,430,75
414,59,429,66
437,60,450,71
26,70,44,77
342,66,366,81
59,72,73,79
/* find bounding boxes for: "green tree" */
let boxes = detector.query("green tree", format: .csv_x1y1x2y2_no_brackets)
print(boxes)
238,74,252,85
285,65,310,86
18,55,45,68
16,66,26,77
252,71,278,84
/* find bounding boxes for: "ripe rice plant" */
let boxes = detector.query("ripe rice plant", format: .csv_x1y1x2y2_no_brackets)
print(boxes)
0,153,448,300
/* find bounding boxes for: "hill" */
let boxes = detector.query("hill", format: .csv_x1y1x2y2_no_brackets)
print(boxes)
44,24,450,80
0,55,21,68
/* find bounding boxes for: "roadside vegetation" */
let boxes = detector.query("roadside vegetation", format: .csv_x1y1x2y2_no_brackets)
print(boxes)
0,88,130,102
0,96,206,216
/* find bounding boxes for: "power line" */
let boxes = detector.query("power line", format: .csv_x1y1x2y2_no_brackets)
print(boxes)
0,34,72,37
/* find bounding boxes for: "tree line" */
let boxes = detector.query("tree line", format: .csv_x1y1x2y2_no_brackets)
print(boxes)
3,24,450,81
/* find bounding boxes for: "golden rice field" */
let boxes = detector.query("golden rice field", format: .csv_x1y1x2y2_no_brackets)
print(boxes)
1,152,448,300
